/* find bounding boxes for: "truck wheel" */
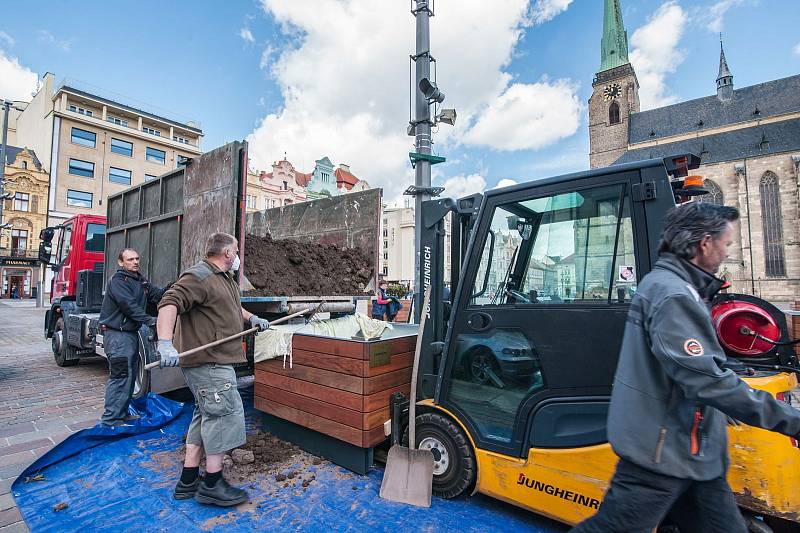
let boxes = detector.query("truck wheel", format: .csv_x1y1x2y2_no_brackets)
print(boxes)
52,318,78,367
403,412,476,499
132,334,150,400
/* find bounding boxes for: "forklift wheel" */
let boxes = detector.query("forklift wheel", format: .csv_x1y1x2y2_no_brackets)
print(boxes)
404,412,476,499
53,318,79,367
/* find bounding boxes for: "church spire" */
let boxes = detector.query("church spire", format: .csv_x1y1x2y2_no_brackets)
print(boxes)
600,0,630,72
716,35,734,101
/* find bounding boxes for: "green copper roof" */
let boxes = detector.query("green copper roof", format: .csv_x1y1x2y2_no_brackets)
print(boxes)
600,0,630,72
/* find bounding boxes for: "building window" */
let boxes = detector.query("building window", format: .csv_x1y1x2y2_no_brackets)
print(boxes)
263,197,270,210
177,155,189,168
382,267,388,275
173,135,190,144
21,161,27,169
143,126,161,137
108,167,132,185
11,229,28,254
71,127,96,148
67,189,93,208
246,195,257,209
609,102,620,125
68,104,93,117
760,172,786,277
107,115,129,127
68,158,94,178
145,174,157,181
13,192,29,211
696,179,724,205
110,138,133,157
146,147,166,164
283,181,288,190
383,252,388,260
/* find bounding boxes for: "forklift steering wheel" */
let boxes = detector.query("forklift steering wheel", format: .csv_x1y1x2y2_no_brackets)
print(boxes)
505,289,530,303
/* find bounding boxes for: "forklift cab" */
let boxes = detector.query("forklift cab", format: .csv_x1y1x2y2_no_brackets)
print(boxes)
436,162,673,458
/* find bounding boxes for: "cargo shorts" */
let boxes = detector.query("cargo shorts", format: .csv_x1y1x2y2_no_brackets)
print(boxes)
181,363,246,455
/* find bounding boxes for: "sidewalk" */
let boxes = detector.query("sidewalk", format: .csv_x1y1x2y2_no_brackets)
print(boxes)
0,305,108,532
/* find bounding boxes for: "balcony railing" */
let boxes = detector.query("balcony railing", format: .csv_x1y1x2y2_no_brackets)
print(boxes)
0,248,38,259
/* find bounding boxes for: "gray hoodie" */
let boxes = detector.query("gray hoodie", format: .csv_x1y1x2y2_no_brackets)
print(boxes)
608,253,800,481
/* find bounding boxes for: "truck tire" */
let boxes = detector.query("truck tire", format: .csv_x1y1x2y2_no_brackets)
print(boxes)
403,412,476,499
52,318,79,367
132,332,150,400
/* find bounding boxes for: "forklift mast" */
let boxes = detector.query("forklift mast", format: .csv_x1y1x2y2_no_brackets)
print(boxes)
415,193,483,400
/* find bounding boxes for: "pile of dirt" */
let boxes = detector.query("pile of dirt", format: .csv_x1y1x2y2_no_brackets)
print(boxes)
244,233,373,296
140,430,325,487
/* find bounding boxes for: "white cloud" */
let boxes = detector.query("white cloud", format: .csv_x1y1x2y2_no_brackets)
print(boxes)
0,31,14,47
440,173,487,198
629,2,686,110
494,178,518,189
259,45,276,70
700,0,746,33
37,30,71,52
248,0,540,201
463,79,582,151
0,50,38,101
530,0,573,25
239,28,255,43
794,42,800,56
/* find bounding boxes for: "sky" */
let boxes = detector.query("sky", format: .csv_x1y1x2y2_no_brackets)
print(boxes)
1,0,799,205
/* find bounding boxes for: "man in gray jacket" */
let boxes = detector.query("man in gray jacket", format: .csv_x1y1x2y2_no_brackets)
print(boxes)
572,202,800,533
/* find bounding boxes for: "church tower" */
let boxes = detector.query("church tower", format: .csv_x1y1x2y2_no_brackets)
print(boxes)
588,0,639,169
716,38,734,102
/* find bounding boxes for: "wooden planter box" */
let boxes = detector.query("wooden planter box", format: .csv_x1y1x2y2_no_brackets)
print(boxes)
366,299,413,323
254,325,417,448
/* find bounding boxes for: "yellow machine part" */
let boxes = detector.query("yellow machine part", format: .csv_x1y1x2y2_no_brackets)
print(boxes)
422,372,800,526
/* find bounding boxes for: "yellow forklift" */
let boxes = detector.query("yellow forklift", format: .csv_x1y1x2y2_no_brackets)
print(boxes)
393,154,800,531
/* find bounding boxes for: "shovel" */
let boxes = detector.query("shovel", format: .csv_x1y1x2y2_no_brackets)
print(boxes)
379,285,434,507
144,303,324,370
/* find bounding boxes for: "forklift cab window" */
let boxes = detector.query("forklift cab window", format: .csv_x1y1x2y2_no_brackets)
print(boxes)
470,184,636,306
85,223,105,253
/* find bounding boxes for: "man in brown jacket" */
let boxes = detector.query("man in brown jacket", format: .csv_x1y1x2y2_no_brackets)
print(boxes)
156,232,268,507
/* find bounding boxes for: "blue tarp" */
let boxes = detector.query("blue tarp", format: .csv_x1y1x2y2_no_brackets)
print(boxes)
11,387,565,532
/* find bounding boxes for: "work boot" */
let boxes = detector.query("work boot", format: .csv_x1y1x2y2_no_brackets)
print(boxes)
173,476,203,500
194,477,249,507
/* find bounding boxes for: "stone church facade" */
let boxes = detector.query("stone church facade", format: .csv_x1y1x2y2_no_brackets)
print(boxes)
589,0,800,302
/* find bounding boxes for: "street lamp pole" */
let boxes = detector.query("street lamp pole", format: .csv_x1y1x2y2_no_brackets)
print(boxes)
0,100,11,228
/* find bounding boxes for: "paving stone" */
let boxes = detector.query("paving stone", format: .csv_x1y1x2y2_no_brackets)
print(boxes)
0,440,52,458
0,520,29,533
0,508,21,528
0,494,14,512
0,306,109,530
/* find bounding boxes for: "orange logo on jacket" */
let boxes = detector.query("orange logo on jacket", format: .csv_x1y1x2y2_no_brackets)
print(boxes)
684,339,704,356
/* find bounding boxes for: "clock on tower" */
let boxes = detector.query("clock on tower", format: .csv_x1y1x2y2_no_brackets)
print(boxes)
603,83,622,101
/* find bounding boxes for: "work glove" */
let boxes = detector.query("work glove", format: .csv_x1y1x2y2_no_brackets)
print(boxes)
157,339,180,368
249,315,270,333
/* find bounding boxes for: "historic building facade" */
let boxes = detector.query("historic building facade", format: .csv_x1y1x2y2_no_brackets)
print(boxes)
0,146,50,298
589,0,800,302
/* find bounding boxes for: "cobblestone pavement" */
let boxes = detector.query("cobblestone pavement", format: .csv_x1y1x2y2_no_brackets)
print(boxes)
0,300,108,532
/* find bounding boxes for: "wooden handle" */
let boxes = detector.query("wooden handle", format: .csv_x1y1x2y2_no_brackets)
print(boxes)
408,285,432,450
144,306,316,370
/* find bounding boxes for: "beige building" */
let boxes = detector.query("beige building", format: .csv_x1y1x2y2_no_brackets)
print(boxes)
381,205,451,288
12,73,203,226
0,146,49,299
589,1,799,302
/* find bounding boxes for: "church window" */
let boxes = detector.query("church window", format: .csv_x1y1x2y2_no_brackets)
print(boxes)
759,172,785,277
608,102,620,125
696,179,723,205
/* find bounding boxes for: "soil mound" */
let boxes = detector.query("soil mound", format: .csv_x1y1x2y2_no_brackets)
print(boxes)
244,234,373,296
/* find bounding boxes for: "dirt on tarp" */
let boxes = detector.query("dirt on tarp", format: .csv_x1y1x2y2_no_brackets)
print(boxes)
140,430,325,488
243,233,373,296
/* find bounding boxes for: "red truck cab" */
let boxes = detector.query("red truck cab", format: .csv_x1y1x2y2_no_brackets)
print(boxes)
46,214,106,303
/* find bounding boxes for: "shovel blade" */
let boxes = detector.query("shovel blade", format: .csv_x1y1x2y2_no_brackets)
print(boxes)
379,445,434,507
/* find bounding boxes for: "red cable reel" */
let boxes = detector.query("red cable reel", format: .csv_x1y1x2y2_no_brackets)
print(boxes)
711,300,781,357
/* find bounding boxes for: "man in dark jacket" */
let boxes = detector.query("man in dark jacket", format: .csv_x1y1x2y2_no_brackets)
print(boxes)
572,202,800,533
99,248,166,426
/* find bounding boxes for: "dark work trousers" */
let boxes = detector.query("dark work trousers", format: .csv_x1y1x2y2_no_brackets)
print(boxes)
570,458,747,533
100,329,140,424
